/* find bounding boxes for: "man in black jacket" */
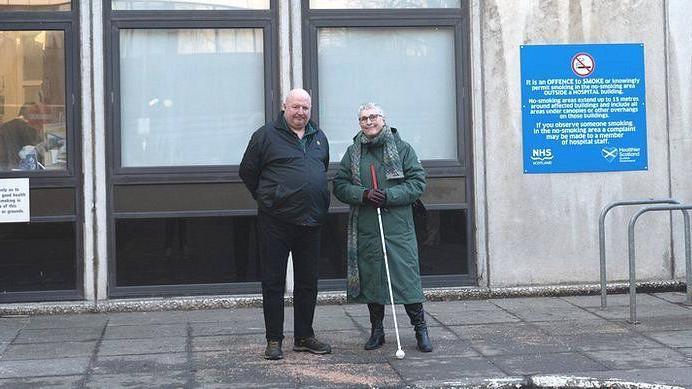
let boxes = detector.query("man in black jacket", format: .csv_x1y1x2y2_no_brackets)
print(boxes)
239,88,331,360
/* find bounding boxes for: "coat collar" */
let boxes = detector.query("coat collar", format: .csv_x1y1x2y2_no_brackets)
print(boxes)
274,111,317,136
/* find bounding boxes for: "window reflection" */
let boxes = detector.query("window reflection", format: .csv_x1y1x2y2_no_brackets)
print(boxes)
0,0,70,11
0,31,67,172
112,0,269,11
310,0,460,9
116,217,260,286
0,222,76,292
114,210,468,288
119,28,265,167
318,27,457,162
319,209,469,280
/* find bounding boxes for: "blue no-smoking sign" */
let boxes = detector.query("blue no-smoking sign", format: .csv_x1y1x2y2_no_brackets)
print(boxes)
521,44,647,174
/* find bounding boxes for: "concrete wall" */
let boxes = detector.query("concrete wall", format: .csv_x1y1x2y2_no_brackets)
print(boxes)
668,0,692,278
478,0,679,287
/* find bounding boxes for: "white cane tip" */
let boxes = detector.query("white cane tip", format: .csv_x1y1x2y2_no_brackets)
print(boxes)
395,349,405,359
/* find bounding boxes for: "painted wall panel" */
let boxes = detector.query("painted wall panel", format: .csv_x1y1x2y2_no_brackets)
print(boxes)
668,0,692,279
481,0,670,286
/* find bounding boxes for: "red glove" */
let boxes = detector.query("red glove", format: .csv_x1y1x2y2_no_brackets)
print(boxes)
363,189,386,208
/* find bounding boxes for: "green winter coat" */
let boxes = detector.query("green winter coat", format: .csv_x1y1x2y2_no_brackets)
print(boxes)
333,128,426,304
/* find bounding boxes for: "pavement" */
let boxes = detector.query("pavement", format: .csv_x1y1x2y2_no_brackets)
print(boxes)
0,292,691,388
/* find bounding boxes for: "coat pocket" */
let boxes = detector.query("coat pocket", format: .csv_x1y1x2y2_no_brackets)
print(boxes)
273,183,306,209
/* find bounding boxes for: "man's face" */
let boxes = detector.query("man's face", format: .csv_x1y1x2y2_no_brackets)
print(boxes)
283,93,311,131
359,108,385,138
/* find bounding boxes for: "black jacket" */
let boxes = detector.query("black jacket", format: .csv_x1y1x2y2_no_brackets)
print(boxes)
239,112,330,226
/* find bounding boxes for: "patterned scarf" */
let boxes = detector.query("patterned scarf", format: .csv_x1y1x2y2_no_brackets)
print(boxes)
347,125,404,300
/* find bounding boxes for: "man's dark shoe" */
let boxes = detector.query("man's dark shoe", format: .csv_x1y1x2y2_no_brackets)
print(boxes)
264,340,283,360
293,336,332,354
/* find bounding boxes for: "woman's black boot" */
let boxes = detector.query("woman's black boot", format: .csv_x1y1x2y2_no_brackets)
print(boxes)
364,303,385,350
404,303,433,352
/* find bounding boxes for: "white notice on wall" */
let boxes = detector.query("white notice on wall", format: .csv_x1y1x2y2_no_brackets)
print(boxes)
0,178,30,223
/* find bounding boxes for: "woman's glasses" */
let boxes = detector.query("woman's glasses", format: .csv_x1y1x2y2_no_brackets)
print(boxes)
359,114,381,123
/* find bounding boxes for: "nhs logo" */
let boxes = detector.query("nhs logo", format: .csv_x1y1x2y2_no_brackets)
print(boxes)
530,148,554,162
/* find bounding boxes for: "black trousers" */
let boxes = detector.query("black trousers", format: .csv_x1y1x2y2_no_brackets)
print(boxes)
258,211,321,341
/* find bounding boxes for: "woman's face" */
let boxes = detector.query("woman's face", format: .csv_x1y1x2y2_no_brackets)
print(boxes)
358,108,385,138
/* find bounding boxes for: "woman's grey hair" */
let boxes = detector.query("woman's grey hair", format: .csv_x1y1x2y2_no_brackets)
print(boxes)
357,102,385,118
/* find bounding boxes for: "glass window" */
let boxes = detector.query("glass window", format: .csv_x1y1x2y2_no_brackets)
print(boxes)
317,27,457,162
310,0,460,9
0,0,70,11
0,222,76,292
119,28,265,167
0,30,67,172
112,0,269,11
116,216,260,286
318,209,468,280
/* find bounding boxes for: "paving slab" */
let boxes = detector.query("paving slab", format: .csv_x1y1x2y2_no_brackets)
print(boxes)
426,307,520,325
487,351,606,375
12,327,102,344
1,340,97,360
192,333,266,354
492,297,603,322
193,330,402,365
84,372,187,388
562,293,673,308
90,352,188,375
0,317,29,327
425,299,505,312
557,332,663,352
390,355,508,385
0,357,90,378
103,323,187,339
342,304,374,316
313,304,350,317
0,330,19,344
98,337,186,356
621,314,692,332
532,319,628,336
190,320,265,337
186,308,262,323
652,292,691,305
193,368,296,388
289,362,403,388
581,304,692,321
192,352,310,386
0,293,689,387
453,323,570,356
312,314,360,332
0,318,26,343
347,311,415,331
24,314,107,330
106,311,191,326
342,304,410,319
0,375,83,388
645,329,692,348
409,326,480,358
582,347,692,370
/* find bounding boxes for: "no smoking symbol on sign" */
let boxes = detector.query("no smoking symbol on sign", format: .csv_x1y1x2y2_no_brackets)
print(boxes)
572,52,595,77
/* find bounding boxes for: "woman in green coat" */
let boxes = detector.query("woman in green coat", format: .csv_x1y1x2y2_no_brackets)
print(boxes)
333,102,432,353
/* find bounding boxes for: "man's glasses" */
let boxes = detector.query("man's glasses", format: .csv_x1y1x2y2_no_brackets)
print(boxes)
359,114,381,123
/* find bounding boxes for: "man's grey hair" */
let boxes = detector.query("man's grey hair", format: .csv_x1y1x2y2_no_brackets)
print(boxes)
357,102,385,118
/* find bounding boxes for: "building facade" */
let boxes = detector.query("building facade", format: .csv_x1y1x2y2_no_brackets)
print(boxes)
0,0,690,305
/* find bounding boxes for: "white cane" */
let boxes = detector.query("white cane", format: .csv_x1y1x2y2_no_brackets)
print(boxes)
370,164,405,359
